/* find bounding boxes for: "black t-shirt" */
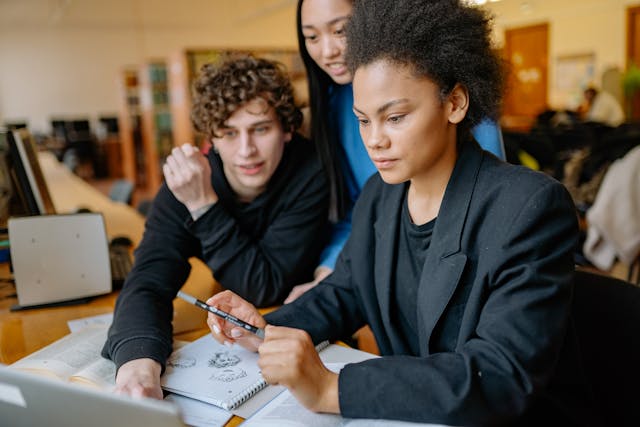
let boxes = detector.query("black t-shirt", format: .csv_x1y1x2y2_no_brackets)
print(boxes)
393,191,435,355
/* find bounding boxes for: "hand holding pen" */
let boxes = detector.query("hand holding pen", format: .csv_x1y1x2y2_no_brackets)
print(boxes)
179,290,267,352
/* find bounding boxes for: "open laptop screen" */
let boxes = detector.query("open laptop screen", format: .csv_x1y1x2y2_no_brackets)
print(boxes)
0,366,186,427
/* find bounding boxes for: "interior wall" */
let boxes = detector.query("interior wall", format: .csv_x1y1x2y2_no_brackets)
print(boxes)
486,0,640,110
1,0,638,133
0,2,297,134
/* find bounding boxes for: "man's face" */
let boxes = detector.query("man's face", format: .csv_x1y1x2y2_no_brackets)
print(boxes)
212,98,291,202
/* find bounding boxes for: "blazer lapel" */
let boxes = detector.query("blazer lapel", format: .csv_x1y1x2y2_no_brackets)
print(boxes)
373,182,406,336
418,140,484,354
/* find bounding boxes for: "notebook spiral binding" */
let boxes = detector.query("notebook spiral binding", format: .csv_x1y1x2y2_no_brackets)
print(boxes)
225,378,268,410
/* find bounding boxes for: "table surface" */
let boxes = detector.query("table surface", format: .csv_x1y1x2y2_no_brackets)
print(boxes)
0,152,241,425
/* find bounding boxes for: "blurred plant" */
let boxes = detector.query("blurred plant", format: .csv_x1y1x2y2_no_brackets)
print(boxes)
622,63,640,119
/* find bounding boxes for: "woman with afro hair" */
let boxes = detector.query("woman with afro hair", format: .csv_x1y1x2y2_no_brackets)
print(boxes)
206,1,593,425
285,0,507,303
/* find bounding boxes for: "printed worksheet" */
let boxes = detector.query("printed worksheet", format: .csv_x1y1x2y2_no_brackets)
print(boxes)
164,393,232,427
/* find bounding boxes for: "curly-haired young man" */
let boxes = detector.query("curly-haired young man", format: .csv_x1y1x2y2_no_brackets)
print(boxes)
205,1,592,425
102,55,329,399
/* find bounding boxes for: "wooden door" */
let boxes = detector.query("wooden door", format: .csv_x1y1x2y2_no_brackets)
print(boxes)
627,5,640,121
503,23,549,131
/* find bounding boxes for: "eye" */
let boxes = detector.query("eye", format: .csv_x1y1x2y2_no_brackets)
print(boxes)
253,125,270,134
387,115,406,124
334,26,345,36
303,33,318,43
221,129,237,138
356,117,370,127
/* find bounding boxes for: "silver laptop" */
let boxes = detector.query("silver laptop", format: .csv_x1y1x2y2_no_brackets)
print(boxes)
8,213,112,308
0,366,186,427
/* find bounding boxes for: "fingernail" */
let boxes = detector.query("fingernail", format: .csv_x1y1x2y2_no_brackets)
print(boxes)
224,341,234,348
212,325,220,334
230,329,242,338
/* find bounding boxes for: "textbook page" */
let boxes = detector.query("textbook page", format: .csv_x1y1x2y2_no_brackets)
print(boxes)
10,326,115,389
67,312,113,333
165,393,233,427
242,363,451,427
241,389,452,427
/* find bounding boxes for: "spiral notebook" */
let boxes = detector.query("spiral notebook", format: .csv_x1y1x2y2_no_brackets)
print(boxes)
161,334,329,411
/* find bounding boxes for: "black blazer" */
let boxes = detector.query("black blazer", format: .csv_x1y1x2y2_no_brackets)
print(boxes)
266,140,585,426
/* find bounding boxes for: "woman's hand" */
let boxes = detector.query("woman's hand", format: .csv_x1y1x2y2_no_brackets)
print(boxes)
258,325,340,414
114,358,163,399
206,290,266,353
163,144,218,214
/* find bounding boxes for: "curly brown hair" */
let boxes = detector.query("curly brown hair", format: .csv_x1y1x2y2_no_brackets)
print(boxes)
191,54,303,138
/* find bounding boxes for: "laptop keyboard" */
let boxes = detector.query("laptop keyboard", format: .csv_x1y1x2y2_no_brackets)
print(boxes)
109,243,133,290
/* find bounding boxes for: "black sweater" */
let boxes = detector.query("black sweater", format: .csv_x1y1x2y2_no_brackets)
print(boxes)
102,133,329,370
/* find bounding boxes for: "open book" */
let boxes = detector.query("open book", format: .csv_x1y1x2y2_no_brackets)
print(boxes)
10,326,115,389
161,333,331,412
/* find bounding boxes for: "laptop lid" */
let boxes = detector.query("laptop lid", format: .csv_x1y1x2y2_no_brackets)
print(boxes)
8,213,112,308
0,366,186,427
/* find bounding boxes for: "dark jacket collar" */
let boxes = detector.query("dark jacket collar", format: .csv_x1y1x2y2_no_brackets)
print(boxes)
373,138,486,354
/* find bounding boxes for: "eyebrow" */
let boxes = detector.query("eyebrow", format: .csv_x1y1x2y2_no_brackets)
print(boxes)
219,119,275,129
301,16,350,30
353,99,410,116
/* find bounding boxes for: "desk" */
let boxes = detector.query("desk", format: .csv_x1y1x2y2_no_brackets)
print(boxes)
0,152,220,364
0,151,236,423
37,152,145,244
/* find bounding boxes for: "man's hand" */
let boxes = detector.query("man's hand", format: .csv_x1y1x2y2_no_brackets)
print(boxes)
206,290,267,353
258,326,340,414
163,144,218,214
114,358,163,399
284,266,332,304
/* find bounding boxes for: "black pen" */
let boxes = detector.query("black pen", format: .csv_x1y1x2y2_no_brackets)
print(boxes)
176,291,266,339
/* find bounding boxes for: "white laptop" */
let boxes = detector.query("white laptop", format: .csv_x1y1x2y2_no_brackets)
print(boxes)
0,366,186,427
8,213,112,309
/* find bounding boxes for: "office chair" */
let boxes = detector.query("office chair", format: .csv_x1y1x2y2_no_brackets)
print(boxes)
572,270,640,426
108,179,134,205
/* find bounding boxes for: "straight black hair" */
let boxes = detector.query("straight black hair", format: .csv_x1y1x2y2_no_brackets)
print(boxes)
296,0,348,222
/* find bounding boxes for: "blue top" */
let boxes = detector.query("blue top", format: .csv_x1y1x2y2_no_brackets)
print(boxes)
471,119,506,160
318,84,505,269
319,84,376,269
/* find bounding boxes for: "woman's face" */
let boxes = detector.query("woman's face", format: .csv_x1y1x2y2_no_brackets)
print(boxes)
300,0,353,85
352,60,464,187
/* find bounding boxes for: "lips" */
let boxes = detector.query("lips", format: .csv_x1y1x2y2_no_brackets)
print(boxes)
326,62,347,76
371,157,397,169
237,162,264,175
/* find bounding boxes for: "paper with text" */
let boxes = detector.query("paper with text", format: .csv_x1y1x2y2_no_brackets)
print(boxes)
67,312,113,333
242,363,452,427
164,393,232,427
10,326,115,389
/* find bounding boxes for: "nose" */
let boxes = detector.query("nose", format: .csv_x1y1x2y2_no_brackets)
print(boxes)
364,124,389,150
321,36,340,59
238,132,257,157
